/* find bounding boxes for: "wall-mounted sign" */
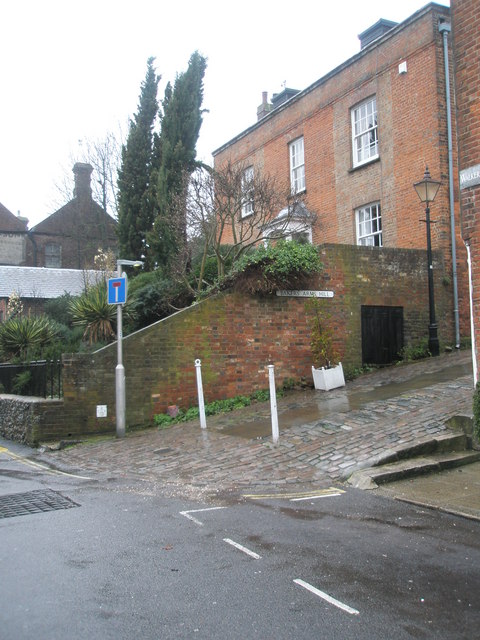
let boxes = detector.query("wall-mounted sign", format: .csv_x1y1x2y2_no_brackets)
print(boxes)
96,405,107,418
276,290,334,298
460,164,480,190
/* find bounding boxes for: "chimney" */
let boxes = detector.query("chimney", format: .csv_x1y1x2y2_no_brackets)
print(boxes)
73,162,93,198
257,91,272,121
17,210,29,228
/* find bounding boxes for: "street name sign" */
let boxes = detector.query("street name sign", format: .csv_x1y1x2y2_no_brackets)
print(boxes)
276,290,334,298
460,164,480,190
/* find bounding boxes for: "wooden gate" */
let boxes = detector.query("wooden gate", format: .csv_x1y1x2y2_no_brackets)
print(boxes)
361,306,404,365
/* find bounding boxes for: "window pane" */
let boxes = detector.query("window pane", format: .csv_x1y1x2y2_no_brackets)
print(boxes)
45,243,61,268
356,203,382,247
289,137,305,193
241,166,254,218
352,97,378,166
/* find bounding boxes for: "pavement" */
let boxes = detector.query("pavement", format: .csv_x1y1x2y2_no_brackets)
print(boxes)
29,349,480,521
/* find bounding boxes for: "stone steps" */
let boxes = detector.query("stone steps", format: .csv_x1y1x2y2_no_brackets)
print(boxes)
348,431,480,490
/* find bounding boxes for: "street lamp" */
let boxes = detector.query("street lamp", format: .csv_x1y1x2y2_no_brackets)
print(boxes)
115,258,144,437
413,166,441,357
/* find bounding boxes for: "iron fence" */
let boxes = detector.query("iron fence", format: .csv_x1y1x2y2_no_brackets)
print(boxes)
0,360,62,398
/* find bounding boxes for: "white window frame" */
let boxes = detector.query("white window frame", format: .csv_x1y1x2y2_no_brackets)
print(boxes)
351,97,378,167
262,203,313,246
241,165,254,218
289,137,305,194
356,202,382,246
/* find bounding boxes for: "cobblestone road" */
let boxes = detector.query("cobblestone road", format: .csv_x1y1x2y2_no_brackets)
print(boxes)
38,351,473,501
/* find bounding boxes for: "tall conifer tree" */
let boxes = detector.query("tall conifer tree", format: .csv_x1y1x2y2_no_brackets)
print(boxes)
117,58,160,262
149,51,207,269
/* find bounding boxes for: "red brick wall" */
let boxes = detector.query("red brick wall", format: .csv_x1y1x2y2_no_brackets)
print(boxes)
26,244,456,442
452,0,480,376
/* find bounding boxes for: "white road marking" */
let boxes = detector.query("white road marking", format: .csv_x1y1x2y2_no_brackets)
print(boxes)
0,448,91,480
243,487,345,501
290,492,344,502
294,579,359,615
179,506,227,526
223,538,261,560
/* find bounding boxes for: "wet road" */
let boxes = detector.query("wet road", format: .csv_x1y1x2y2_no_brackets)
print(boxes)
1,437,480,639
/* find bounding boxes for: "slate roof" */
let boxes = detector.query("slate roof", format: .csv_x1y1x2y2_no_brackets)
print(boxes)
30,197,116,235
0,202,27,233
0,266,106,299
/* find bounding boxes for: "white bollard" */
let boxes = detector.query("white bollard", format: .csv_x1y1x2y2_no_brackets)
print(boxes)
267,364,279,444
195,359,207,430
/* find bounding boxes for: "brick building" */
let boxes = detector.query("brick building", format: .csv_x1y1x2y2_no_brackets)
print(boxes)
451,0,480,383
26,163,117,269
213,2,467,360
0,202,28,266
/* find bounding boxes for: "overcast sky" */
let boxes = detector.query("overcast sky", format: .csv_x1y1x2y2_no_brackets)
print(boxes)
1,0,448,226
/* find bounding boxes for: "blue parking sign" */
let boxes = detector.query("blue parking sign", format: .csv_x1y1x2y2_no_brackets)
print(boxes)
108,277,127,304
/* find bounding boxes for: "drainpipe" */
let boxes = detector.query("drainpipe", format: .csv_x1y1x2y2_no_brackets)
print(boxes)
439,21,460,348
465,242,478,386
27,230,38,267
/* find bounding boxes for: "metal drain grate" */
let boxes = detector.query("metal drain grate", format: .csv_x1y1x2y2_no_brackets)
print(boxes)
0,489,79,519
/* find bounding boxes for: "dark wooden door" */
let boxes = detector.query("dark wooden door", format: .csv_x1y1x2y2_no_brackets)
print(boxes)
361,305,404,365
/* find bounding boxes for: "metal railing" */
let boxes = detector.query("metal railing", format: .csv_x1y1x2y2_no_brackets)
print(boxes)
0,360,62,398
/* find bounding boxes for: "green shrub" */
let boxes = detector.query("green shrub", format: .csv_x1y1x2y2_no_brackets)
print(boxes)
0,315,60,360
400,339,430,362
127,271,194,331
69,283,117,345
343,364,375,381
305,297,339,369
154,413,175,429
44,293,75,327
281,377,297,391
252,389,270,402
12,370,32,395
226,241,323,294
153,386,279,427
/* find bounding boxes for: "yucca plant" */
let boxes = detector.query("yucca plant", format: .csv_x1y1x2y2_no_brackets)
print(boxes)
0,315,60,360
69,284,117,345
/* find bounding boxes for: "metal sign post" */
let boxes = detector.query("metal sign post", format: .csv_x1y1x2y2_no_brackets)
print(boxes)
109,259,143,438
116,295,126,438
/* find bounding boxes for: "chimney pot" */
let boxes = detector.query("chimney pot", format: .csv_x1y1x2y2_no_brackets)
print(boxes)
257,91,273,121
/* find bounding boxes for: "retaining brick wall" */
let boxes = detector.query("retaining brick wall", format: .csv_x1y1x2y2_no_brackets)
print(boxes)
3,243,456,444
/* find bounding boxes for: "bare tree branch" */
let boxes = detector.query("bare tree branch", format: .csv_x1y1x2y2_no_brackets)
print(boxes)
51,127,125,218
185,160,315,283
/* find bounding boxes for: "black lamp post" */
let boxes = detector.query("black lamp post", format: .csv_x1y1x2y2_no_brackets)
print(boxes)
413,166,441,357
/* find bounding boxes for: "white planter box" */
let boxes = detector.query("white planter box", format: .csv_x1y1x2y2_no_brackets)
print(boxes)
311,362,345,391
